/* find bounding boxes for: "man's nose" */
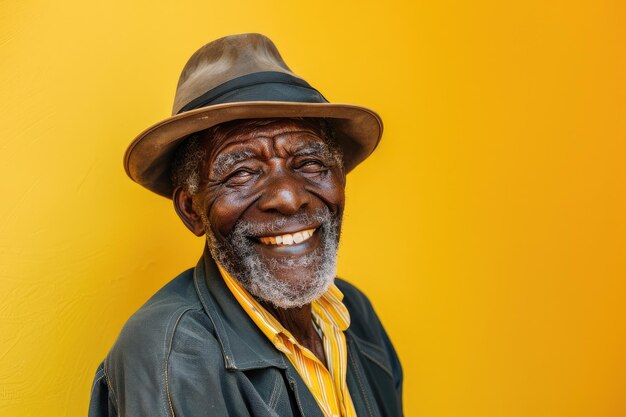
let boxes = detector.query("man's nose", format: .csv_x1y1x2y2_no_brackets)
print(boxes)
257,174,311,215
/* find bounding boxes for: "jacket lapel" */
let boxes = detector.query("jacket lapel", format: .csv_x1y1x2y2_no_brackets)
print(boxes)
285,366,325,417
345,334,383,417
193,253,325,417
193,254,287,370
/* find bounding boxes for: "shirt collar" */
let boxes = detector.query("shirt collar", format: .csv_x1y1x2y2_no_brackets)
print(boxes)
216,262,351,340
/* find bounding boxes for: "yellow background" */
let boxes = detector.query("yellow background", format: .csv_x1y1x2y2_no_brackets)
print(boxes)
1,1,624,416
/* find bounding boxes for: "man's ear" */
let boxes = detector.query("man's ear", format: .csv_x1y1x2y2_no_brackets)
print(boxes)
173,186,206,236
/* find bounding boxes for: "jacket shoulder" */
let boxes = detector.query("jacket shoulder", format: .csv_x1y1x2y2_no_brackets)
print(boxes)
102,268,214,416
335,277,396,348
111,268,204,353
334,278,378,326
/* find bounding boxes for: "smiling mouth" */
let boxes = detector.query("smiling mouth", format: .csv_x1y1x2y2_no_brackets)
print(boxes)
258,228,317,246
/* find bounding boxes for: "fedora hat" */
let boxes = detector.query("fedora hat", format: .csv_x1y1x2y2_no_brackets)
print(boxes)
124,33,383,198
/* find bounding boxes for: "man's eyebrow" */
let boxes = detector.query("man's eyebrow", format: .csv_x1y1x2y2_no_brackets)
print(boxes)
293,142,334,159
211,150,255,177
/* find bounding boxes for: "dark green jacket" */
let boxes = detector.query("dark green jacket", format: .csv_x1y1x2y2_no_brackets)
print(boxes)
89,256,403,417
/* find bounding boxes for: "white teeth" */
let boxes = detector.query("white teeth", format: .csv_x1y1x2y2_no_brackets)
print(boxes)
259,228,316,246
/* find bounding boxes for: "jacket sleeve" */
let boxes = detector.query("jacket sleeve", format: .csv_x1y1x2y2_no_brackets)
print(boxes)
88,362,117,417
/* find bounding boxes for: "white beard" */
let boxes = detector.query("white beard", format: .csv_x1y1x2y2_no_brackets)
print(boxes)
203,207,341,308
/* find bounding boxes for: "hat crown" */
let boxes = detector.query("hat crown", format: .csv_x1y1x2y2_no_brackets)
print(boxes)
172,33,299,114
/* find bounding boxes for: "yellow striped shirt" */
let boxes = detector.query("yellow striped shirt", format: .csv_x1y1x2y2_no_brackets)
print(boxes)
217,264,357,417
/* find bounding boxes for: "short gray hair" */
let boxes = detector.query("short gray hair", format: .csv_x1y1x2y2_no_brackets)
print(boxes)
170,134,205,195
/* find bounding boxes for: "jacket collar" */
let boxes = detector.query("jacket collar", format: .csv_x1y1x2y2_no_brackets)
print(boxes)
192,251,289,371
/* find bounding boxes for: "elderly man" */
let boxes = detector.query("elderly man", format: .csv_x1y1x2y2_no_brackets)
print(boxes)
89,33,403,417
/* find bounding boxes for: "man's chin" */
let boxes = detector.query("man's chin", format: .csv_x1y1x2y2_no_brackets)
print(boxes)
251,271,335,309
229,246,337,309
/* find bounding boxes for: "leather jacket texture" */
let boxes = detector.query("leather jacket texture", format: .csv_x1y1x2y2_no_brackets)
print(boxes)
89,256,403,417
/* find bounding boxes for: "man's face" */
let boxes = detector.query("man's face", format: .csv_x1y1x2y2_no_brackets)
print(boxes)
190,119,346,308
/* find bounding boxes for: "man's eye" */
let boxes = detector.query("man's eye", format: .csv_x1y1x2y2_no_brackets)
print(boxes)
225,169,255,184
232,169,252,177
297,159,326,172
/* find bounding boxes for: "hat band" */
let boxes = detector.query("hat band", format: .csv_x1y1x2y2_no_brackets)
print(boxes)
177,71,328,114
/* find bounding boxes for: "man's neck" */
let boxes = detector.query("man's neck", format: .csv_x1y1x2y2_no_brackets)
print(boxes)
261,302,313,341
261,301,327,366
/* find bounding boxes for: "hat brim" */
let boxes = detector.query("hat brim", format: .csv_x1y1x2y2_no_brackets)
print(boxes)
124,101,383,198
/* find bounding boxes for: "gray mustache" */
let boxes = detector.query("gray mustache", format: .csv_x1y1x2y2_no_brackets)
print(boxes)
230,207,333,237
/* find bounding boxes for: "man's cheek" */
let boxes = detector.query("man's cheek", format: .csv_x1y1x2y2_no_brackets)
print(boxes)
207,198,238,237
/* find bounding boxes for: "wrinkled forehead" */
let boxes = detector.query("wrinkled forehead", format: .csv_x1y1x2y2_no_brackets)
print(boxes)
198,118,330,163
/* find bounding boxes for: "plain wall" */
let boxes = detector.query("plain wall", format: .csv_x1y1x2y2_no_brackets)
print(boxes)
0,1,625,416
